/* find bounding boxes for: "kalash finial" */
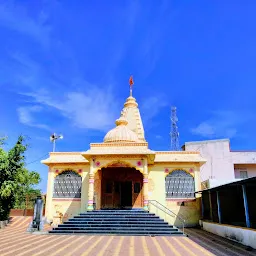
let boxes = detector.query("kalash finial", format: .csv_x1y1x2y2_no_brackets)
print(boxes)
129,75,134,97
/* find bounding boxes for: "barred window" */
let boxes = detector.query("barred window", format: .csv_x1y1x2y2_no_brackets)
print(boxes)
53,170,82,198
165,170,195,198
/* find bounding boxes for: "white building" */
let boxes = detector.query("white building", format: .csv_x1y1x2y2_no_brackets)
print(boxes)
183,139,256,188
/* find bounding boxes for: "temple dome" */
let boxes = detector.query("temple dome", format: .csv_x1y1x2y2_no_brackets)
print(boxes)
104,115,139,143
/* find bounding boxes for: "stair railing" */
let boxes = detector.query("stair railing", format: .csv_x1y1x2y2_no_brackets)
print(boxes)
148,200,185,235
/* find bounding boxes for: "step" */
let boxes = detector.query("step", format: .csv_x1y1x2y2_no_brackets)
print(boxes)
69,216,162,221
79,213,155,216
49,230,183,235
49,209,183,236
73,215,159,219
64,218,167,223
66,219,166,223
68,219,162,223
77,212,155,216
64,221,168,226
53,226,178,231
59,224,172,228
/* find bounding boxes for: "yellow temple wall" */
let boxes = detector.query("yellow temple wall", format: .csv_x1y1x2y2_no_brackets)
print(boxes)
45,160,202,227
147,163,202,227
148,165,166,205
51,199,81,225
80,167,89,212
165,198,201,228
45,164,90,224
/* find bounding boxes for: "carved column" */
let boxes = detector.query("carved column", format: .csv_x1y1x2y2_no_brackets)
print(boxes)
87,159,95,211
143,158,149,210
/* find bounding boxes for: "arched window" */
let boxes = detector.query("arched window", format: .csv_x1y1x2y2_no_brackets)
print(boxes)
165,170,195,198
53,170,82,198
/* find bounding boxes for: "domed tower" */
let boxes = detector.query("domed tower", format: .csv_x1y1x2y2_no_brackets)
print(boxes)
119,77,146,142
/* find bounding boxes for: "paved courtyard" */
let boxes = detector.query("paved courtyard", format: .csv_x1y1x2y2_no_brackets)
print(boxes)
0,217,255,256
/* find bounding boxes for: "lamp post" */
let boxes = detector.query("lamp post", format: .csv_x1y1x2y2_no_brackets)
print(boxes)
50,133,63,152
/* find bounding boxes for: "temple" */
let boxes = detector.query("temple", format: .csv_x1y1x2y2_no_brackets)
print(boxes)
42,81,206,227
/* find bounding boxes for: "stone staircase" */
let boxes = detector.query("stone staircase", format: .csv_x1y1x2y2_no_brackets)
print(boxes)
49,209,183,236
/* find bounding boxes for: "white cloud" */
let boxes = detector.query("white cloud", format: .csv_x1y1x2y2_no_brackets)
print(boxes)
19,87,120,132
0,2,51,47
19,88,168,133
17,105,50,130
191,110,240,138
191,122,216,137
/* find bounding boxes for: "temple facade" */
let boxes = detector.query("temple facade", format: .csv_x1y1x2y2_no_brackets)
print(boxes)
42,90,206,227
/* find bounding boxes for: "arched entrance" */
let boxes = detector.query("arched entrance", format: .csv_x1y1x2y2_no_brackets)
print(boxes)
100,167,143,209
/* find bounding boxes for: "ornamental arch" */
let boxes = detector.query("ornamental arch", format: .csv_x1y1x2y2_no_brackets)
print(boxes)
93,159,144,174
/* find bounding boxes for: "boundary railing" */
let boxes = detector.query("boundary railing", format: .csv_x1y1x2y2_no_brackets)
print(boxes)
148,200,185,234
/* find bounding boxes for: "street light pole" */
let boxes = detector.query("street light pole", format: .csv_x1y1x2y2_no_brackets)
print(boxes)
53,139,56,152
50,133,63,152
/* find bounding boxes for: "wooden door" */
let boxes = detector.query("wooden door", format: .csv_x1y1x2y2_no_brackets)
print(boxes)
102,180,121,209
101,167,143,209
132,181,142,207
102,180,113,209
113,181,121,208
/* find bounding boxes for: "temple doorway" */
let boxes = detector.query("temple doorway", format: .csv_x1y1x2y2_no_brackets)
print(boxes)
120,181,132,207
101,166,143,209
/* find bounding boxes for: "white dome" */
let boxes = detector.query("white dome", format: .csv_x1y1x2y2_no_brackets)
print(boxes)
103,116,139,143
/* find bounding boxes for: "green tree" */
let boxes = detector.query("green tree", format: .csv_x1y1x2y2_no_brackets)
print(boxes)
13,169,41,209
0,136,41,220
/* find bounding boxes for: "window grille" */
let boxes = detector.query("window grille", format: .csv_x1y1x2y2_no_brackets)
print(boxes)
53,170,82,198
165,170,195,198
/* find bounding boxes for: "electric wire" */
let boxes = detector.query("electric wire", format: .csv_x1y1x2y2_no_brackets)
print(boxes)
26,153,49,166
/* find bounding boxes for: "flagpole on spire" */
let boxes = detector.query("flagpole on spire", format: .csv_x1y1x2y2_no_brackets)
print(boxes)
129,75,134,97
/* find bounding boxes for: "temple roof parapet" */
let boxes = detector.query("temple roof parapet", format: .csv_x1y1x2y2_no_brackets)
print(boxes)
154,151,206,165
82,142,156,163
41,150,206,166
41,152,89,165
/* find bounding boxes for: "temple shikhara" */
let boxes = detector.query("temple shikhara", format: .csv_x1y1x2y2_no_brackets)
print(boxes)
42,78,206,228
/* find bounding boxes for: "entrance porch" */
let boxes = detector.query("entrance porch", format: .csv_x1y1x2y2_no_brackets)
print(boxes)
86,159,149,211
101,167,143,209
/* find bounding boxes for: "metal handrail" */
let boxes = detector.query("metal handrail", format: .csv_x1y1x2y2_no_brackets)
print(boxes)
148,200,185,234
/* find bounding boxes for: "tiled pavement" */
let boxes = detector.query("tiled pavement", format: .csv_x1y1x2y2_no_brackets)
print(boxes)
0,217,255,256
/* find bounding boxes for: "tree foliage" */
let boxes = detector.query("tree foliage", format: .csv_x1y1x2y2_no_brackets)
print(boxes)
0,136,41,220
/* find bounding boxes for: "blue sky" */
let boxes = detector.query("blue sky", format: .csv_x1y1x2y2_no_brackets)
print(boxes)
1,0,256,192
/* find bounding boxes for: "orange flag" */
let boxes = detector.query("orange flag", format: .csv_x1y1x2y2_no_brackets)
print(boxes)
129,76,134,87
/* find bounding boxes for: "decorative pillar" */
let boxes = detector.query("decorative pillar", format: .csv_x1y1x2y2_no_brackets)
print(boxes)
87,159,95,211
80,169,87,213
216,191,222,224
194,165,201,198
242,185,250,228
143,158,149,211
